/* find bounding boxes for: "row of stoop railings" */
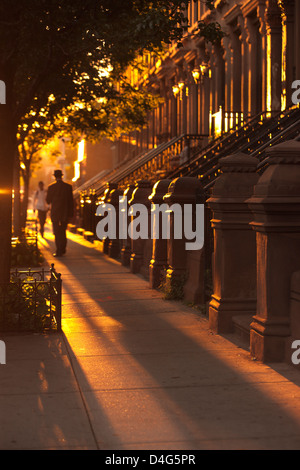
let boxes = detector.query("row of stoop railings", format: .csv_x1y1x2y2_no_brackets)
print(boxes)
74,175,213,312
73,133,208,233
0,264,62,332
208,139,300,364
71,137,300,364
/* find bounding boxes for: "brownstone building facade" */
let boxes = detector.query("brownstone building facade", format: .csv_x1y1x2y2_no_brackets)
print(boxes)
110,0,300,164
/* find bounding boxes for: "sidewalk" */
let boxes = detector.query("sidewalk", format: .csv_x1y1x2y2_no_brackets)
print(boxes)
1,224,300,450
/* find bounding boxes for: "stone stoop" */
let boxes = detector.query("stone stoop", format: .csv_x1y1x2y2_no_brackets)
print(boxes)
83,231,94,242
67,224,77,233
232,314,253,346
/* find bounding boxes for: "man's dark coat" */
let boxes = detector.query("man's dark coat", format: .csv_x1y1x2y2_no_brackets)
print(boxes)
46,179,74,222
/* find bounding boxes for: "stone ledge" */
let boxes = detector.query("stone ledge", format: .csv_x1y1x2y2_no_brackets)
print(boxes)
232,314,253,345
83,231,94,242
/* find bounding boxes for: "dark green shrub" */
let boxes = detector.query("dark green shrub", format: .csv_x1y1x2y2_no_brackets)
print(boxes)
159,270,187,301
11,239,44,267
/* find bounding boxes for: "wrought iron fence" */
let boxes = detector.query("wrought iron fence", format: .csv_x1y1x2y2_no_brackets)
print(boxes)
11,218,44,267
0,264,62,332
25,218,38,247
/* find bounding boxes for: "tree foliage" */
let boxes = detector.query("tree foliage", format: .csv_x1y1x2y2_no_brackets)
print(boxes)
0,1,187,128
0,0,222,142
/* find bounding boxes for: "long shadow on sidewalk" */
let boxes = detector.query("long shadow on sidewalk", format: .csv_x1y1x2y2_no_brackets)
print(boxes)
40,228,300,450
0,331,101,449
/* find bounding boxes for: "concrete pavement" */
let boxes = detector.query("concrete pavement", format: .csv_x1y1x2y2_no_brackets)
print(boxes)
1,224,300,450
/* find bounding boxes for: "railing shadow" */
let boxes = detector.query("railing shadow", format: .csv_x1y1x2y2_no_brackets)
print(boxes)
40,230,300,449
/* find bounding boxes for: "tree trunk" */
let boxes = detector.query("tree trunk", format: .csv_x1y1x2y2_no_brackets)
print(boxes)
13,152,21,237
21,170,30,230
0,69,17,284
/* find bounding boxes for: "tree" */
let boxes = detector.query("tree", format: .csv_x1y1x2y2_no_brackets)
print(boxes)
17,127,56,230
0,0,221,283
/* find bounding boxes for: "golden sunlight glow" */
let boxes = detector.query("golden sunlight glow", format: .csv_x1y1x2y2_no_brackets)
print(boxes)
172,85,179,96
78,139,85,163
281,18,287,111
72,139,85,182
200,64,207,75
192,68,200,82
72,161,81,182
99,64,113,79
0,189,12,195
266,32,272,113
211,106,222,137
36,220,300,447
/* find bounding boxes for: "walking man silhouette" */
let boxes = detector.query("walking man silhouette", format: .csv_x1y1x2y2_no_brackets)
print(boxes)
46,169,74,257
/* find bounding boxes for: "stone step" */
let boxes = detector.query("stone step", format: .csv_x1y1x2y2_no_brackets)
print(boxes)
67,224,77,233
232,314,254,345
83,231,94,241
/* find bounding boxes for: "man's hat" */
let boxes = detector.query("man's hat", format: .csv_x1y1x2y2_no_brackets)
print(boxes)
54,169,63,178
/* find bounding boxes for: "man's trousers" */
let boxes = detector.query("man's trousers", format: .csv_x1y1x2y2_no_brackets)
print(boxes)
52,219,68,255
37,210,47,237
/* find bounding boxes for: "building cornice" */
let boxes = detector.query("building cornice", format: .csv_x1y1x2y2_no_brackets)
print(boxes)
241,0,266,17
224,3,242,24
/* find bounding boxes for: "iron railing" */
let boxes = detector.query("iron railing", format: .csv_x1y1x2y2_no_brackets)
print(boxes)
11,219,44,268
201,106,300,191
209,108,248,138
75,134,208,233
77,134,208,200
0,264,62,332
169,106,300,190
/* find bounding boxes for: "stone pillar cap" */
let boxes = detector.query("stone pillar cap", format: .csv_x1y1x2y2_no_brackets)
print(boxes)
120,184,135,203
101,182,118,202
208,152,259,201
106,182,118,189
135,179,153,188
264,139,300,163
149,179,171,204
249,140,300,199
219,152,259,172
129,180,152,206
107,188,123,204
163,177,205,204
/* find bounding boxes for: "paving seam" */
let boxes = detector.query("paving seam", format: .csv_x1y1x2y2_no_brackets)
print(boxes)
60,331,100,450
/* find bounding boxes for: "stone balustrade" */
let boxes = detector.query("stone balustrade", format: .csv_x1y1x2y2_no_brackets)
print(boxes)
73,143,300,364
148,179,171,289
248,140,300,362
207,152,259,333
